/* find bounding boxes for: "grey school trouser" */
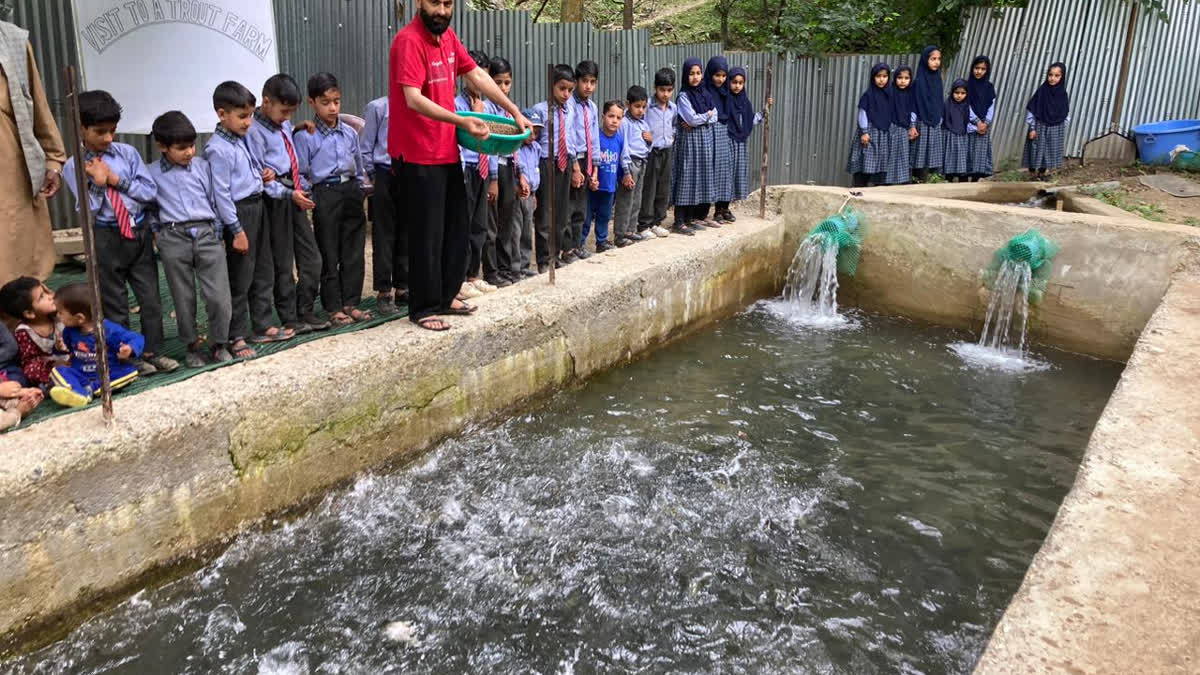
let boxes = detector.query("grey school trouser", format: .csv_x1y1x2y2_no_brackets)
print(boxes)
639,147,673,229
512,192,535,271
612,156,647,238
157,223,232,346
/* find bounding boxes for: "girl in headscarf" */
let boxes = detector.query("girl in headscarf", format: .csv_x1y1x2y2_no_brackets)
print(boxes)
704,56,733,227
884,65,918,185
911,45,944,181
725,66,771,211
846,62,891,188
966,55,996,181
942,79,971,181
670,57,718,235
1022,62,1069,180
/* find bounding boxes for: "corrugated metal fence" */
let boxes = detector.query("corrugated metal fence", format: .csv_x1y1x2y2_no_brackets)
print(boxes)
13,0,1200,229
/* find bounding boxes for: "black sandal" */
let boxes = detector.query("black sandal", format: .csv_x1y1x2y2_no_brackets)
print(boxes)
443,302,477,316
416,316,450,331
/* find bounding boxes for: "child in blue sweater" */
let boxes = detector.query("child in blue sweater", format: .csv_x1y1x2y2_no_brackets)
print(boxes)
581,100,632,253
48,282,143,408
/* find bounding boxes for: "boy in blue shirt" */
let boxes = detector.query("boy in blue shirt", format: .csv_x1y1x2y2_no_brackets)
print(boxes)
361,94,407,315
455,49,501,297
514,108,544,277
614,85,652,247
48,282,143,408
639,68,677,238
567,60,600,261
293,72,370,326
582,101,632,254
63,90,177,375
147,111,233,368
206,81,291,358
531,65,577,273
248,74,327,334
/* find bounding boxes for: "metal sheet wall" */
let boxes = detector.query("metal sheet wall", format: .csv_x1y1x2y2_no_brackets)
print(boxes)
1122,0,1200,131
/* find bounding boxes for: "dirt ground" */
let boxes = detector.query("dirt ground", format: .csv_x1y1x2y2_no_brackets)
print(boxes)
987,159,1200,227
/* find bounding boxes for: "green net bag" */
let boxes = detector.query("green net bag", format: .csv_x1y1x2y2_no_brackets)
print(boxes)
983,229,1058,303
806,208,863,277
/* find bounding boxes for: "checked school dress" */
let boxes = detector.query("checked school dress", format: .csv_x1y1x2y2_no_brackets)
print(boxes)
943,132,970,175
712,122,734,202
911,122,943,170
847,126,889,176
1022,121,1066,171
967,133,994,175
884,124,913,184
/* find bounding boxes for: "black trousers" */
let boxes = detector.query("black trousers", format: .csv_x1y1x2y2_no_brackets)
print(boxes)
463,165,490,279
371,164,408,293
225,195,274,339
94,226,164,354
264,194,322,323
393,160,469,322
489,162,517,277
638,147,672,230
312,181,367,311
533,157,571,266
567,158,589,249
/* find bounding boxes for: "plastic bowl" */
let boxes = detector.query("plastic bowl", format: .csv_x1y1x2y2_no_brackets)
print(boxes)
1131,119,1200,165
455,111,531,155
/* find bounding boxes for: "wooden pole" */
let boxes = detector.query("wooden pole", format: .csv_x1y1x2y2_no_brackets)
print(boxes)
545,64,557,285
64,66,114,423
758,58,774,220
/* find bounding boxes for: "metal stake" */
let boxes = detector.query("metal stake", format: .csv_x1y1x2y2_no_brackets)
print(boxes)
759,57,774,220
545,63,557,285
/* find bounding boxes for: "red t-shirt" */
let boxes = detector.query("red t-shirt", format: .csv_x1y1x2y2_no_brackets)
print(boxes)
388,16,477,165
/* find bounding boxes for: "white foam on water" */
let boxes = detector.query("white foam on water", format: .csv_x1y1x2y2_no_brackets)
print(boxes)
948,342,1050,373
760,299,861,331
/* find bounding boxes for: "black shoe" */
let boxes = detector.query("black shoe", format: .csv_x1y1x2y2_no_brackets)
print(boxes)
615,237,631,248
720,210,736,222
538,263,550,274
301,312,332,331
560,251,578,265
672,225,696,236
287,320,314,336
484,275,512,288
627,232,645,241
596,240,616,253
577,247,592,260
522,268,539,278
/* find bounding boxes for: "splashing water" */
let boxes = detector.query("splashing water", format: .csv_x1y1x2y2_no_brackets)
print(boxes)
951,259,1048,372
782,234,842,321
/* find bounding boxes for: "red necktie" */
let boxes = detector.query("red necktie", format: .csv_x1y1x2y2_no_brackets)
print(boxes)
479,153,490,180
557,106,568,171
108,187,135,239
281,131,302,187
583,104,594,176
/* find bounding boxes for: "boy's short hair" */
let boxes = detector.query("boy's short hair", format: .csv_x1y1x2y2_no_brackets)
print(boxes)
551,64,576,85
626,85,648,104
213,81,256,112
78,90,122,127
575,60,599,80
263,73,302,106
54,283,94,321
488,56,512,76
468,50,490,71
151,111,197,147
0,276,40,320
654,68,676,88
602,99,625,114
307,72,340,100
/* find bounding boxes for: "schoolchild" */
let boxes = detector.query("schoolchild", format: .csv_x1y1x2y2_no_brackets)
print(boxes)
205,80,287,359
613,86,651,246
638,67,676,238
1022,62,1069,181
531,65,578,273
0,277,64,388
248,73,327,332
148,111,234,366
942,79,972,182
966,56,996,181
705,56,733,226
484,56,521,285
455,49,499,297
670,57,718,236
47,282,142,409
361,94,407,315
293,72,371,326
0,322,41,429
912,45,945,181
582,100,632,253
513,108,545,276
725,66,769,212
62,90,178,374
885,65,918,186
567,60,601,261
847,63,891,188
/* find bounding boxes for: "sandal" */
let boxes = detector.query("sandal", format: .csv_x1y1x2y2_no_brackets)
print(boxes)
249,326,296,344
443,301,477,316
346,307,374,323
329,312,355,327
230,339,256,359
415,316,450,332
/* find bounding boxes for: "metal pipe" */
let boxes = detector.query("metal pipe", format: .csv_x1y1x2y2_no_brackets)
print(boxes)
545,63,556,285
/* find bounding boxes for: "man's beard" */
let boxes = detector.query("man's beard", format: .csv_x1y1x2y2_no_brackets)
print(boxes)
420,8,450,35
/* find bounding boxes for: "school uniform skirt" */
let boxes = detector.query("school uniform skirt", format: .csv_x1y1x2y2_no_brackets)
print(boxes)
910,121,944,169
884,124,912,184
730,138,751,200
712,122,734,202
1022,121,1066,171
943,132,970,175
967,132,994,176
672,123,716,207
846,126,889,176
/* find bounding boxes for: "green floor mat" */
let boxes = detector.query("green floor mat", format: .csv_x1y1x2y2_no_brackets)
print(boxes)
10,262,407,431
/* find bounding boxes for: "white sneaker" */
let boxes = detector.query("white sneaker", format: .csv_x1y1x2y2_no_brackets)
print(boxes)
472,279,498,293
640,229,659,239
459,282,482,299
653,226,670,237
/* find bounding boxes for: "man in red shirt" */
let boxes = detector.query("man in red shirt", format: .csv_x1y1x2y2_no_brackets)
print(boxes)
389,0,530,331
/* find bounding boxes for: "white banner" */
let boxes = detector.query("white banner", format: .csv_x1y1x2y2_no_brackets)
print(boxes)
72,0,279,134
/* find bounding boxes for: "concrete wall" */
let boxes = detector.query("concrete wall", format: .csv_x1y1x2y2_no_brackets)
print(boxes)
778,185,1200,361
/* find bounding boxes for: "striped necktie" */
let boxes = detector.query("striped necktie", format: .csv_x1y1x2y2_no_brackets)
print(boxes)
281,131,302,187
479,153,490,179
557,106,567,171
583,103,594,175
108,187,135,239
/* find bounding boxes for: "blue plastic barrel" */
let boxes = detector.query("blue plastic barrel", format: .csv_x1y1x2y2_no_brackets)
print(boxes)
1132,119,1200,165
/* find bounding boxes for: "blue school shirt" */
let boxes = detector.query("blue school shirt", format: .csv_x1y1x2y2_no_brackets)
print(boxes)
247,110,300,200
63,142,156,228
292,119,365,190
204,126,264,235
453,93,499,178
531,101,578,162
516,141,541,192
569,96,600,166
646,99,678,149
676,94,717,128
360,97,391,171
621,114,651,160
147,157,218,234
63,320,144,376
595,129,627,193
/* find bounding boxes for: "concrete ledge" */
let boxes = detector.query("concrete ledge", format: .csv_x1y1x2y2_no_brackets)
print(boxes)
0,215,784,643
